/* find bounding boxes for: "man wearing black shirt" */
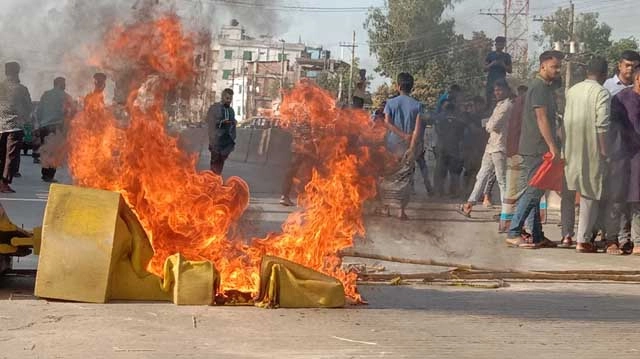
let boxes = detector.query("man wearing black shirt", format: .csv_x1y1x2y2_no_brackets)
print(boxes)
484,36,512,105
206,88,236,175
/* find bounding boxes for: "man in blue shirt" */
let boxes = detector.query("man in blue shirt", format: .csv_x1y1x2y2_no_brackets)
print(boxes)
436,84,461,113
381,72,423,219
485,36,512,105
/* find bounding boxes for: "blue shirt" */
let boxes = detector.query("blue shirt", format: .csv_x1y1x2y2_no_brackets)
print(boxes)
485,51,512,86
436,92,449,113
384,94,422,155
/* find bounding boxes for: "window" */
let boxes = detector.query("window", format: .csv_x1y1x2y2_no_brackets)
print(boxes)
224,50,233,59
237,107,241,116
238,85,242,94
277,53,288,62
243,51,252,61
222,70,233,80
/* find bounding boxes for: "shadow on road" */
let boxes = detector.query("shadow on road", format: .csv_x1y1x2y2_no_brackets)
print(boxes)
359,284,640,322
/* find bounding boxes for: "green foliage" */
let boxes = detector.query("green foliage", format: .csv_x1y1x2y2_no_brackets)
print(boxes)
536,7,639,84
314,59,363,103
372,83,393,108
606,37,640,74
537,7,612,55
365,0,456,79
365,1,491,109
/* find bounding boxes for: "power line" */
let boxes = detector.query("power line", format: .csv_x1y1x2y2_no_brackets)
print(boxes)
183,0,381,12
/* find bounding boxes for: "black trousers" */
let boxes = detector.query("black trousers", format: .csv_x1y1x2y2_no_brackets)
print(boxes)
282,152,314,197
0,131,22,184
210,150,229,175
37,125,63,180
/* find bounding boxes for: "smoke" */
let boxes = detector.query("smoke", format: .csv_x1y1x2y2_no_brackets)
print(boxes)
0,0,289,97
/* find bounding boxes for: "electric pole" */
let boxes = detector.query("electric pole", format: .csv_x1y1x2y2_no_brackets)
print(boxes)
533,0,575,93
566,1,575,94
340,31,357,105
279,39,286,92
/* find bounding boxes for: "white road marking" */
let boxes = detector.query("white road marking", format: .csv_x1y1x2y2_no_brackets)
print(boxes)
331,336,377,345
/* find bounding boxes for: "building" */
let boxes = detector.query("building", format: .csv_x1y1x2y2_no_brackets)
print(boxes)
211,20,306,122
244,46,350,121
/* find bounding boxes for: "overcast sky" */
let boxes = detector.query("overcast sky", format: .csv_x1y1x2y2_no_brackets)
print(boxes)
0,0,638,92
280,0,639,88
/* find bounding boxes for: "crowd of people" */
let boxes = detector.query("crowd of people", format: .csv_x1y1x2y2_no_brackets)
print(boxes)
0,61,108,193
367,36,640,255
187,35,640,257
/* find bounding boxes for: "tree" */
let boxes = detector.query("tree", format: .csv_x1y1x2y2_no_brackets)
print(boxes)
315,59,364,104
365,1,493,108
536,7,612,55
606,37,640,74
365,0,456,79
412,32,493,108
536,7,639,85
371,83,393,108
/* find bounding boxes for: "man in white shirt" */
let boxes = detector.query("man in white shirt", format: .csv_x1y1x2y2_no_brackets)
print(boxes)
604,50,640,96
459,79,513,217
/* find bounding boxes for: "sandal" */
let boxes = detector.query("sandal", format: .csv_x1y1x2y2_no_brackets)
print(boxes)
559,236,575,248
456,204,472,218
538,237,558,248
576,242,597,253
606,242,623,255
505,236,539,249
621,241,634,255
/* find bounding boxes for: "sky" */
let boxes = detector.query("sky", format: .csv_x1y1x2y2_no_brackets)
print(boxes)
0,0,638,93
279,0,639,89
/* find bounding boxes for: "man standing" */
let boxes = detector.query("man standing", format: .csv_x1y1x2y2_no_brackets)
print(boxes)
459,80,513,217
379,72,423,219
505,51,563,248
433,101,466,197
461,96,488,196
499,85,528,232
484,36,512,105
611,65,640,256
562,58,611,253
35,77,74,183
0,62,32,193
206,88,236,175
436,84,462,113
280,117,316,206
604,50,640,96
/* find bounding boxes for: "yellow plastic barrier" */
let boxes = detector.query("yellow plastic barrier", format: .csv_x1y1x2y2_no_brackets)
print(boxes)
34,184,216,305
161,253,218,305
256,256,345,308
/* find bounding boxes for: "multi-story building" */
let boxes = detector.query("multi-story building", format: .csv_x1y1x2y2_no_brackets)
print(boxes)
211,20,306,122
244,46,350,121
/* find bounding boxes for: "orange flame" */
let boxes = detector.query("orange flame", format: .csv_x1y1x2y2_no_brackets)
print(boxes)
68,14,388,302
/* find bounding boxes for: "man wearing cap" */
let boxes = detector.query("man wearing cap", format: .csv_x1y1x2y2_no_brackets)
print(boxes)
0,62,32,193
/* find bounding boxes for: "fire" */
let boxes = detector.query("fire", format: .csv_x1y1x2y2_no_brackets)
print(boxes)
67,13,387,302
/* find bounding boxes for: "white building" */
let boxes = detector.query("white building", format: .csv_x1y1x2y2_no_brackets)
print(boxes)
211,21,306,122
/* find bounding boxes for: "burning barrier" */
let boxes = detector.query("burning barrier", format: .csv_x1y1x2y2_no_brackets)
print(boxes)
33,11,391,306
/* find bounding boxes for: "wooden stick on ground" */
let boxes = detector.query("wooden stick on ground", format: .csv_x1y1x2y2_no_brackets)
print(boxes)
358,272,640,282
341,250,640,276
340,250,517,273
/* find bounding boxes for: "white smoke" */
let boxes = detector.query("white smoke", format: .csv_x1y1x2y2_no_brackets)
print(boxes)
0,0,289,98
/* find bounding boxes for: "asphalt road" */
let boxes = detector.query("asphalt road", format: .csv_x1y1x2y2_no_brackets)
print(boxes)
2,155,640,358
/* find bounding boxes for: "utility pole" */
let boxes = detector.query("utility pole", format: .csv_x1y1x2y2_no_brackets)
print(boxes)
534,1,575,93
279,39,286,92
565,1,575,94
340,31,357,105
479,1,508,39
